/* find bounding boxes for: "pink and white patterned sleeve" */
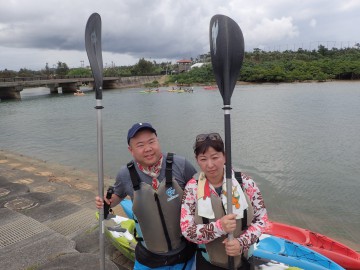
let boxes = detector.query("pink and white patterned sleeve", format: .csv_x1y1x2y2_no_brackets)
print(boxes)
180,179,227,244
237,173,268,251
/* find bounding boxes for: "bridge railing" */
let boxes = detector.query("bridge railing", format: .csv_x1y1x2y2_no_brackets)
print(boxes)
0,75,95,82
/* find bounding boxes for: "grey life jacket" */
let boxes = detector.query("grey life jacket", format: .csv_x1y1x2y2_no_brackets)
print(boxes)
127,153,184,254
194,171,254,269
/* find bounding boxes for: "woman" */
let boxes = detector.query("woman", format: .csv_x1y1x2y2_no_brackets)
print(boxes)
180,133,268,269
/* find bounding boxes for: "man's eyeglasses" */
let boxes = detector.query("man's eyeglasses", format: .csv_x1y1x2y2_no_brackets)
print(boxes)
195,133,223,143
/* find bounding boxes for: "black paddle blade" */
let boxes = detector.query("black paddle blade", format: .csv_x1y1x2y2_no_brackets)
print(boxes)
85,13,103,100
209,14,244,105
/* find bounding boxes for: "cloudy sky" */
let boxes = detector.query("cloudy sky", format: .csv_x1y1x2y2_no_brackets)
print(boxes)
1,0,359,71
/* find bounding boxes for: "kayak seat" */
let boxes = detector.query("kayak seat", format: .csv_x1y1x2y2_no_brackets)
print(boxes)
258,235,285,255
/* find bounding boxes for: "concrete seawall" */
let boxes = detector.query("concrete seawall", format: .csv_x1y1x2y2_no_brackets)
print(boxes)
113,75,163,89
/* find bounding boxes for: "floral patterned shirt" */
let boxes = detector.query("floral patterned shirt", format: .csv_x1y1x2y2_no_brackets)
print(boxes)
180,172,268,251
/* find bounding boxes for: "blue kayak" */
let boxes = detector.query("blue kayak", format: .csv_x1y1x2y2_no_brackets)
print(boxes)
120,198,133,218
254,234,345,270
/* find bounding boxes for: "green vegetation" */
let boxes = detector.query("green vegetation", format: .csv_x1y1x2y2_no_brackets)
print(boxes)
240,45,360,82
103,58,163,77
67,67,92,77
0,58,165,79
167,64,215,85
144,80,160,88
0,61,70,78
2,46,360,84
168,45,360,84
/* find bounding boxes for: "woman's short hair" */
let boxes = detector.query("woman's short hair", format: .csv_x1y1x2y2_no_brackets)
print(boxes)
193,133,224,156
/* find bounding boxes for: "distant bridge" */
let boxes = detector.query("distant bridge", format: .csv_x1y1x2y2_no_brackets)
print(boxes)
0,75,161,100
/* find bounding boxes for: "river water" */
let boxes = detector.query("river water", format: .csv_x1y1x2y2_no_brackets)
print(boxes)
1,81,359,249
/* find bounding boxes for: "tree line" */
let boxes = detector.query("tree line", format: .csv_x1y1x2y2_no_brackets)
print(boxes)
169,45,360,85
2,45,360,84
0,58,169,79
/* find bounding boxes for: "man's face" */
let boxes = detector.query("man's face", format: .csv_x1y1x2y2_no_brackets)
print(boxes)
128,129,161,167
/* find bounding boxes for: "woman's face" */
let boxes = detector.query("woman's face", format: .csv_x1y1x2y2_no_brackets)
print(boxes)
196,146,225,184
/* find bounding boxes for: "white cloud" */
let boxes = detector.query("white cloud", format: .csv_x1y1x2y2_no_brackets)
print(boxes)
340,0,360,11
246,17,299,46
0,0,359,70
309,19,317,28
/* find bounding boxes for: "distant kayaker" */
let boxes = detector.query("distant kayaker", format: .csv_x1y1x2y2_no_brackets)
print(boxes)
180,132,268,269
95,122,197,270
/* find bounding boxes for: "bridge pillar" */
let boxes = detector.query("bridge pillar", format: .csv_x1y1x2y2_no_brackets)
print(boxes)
47,84,59,94
0,86,23,100
103,79,119,89
59,82,78,93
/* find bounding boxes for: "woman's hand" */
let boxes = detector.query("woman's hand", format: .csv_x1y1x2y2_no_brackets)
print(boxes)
223,238,243,256
220,213,237,233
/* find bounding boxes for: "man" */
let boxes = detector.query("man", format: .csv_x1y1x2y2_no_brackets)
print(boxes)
95,122,197,270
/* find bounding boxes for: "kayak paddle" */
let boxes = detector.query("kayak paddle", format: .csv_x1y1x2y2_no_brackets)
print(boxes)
85,12,105,270
209,14,245,270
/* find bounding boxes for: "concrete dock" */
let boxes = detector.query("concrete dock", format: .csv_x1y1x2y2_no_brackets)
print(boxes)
0,150,134,270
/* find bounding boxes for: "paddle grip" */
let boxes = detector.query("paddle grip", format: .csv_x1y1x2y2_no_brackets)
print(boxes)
103,186,114,219
228,256,235,270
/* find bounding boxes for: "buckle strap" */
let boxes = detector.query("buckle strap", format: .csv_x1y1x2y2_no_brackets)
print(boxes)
133,227,144,242
234,171,248,230
165,152,174,187
202,217,209,224
242,209,248,231
127,161,140,190
234,171,243,185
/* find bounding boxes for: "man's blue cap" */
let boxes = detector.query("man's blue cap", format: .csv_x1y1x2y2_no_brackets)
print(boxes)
127,122,157,144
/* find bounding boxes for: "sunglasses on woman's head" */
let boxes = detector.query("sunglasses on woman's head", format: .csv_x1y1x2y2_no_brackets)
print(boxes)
195,133,222,143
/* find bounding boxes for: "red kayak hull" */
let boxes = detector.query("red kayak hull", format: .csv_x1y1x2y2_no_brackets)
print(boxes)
203,86,218,90
264,221,360,270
